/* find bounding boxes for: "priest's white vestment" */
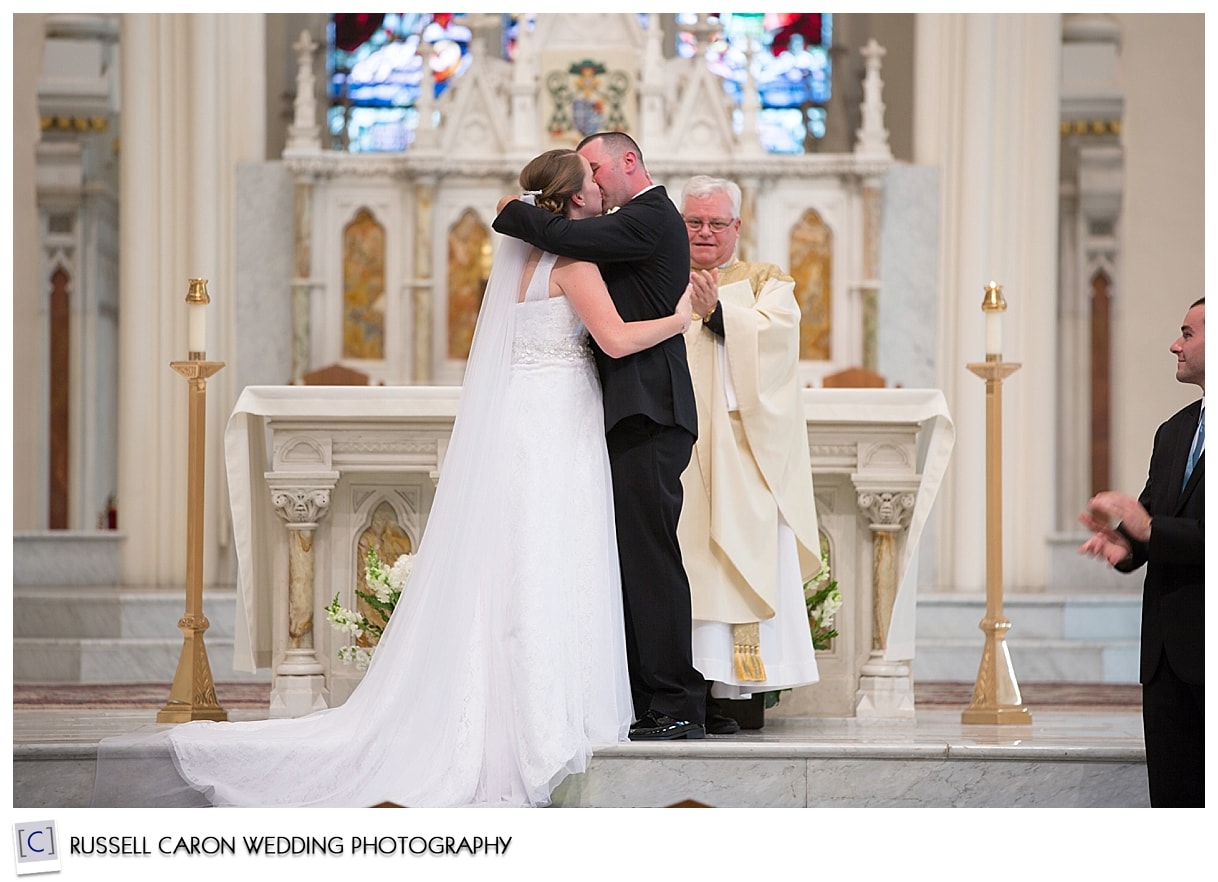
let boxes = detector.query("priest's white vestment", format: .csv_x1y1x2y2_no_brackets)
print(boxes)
679,261,822,697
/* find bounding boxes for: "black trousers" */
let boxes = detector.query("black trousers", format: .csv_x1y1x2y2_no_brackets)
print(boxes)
1143,647,1205,807
606,415,705,724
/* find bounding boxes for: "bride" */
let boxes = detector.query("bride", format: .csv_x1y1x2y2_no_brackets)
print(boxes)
92,149,691,808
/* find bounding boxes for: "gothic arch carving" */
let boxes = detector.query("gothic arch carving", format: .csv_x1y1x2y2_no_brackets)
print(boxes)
352,494,418,640
278,435,328,468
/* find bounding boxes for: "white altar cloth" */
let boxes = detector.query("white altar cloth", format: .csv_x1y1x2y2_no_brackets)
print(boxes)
224,385,953,674
224,385,461,672
801,388,955,660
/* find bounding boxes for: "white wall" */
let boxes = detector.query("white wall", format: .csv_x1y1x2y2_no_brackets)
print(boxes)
11,14,47,531
1108,13,1205,499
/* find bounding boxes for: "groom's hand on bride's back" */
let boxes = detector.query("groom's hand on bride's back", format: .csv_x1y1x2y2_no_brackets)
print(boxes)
496,194,519,214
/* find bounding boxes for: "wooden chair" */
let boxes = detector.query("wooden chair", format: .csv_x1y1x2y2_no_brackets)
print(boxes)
822,366,886,388
301,363,373,386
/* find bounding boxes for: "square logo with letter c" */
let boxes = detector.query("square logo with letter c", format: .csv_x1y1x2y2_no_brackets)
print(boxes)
12,820,61,875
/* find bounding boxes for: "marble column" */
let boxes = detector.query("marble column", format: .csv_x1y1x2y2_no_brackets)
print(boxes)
737,176,760,263
117,14,266,587
913,14,1060,593
858,176,884,372
267,477,336,717
289,178,315,384
412,177,436,383
283,27,321,384
854,484,917,719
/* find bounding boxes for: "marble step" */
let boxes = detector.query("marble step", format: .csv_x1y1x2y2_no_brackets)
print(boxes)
14,587,1142,685
11,636,269,684
12,710,1148,809
912,593,1141,684
14,586,242,638
13,587,268,684
912,636,1140,684
915,592,1141,639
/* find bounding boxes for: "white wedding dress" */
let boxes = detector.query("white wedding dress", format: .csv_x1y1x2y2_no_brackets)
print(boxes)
92,248,632,808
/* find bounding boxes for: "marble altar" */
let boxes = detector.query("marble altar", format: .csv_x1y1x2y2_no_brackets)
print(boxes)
224,385,953,717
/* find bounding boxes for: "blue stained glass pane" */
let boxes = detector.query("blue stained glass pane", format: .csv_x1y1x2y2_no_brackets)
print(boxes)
328,13,477,152
676,12,832,154
326,12,830,154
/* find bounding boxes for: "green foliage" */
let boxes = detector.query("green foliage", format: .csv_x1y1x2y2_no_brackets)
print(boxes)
768,550,843,707
325,546,414,670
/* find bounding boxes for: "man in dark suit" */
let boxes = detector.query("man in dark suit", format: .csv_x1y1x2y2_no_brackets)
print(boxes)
494,132,706,740
1079,297,1204,806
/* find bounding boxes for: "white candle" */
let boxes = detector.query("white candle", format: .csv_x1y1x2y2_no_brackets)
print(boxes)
188,300,206,354
985,309,1002,357
982,281,1005,357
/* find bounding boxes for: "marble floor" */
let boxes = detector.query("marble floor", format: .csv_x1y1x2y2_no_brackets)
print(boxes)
14,703,1206,882
13,702,1151,809
11,704,1146,746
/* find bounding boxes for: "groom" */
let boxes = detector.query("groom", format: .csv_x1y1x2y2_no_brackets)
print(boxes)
494,132,707,740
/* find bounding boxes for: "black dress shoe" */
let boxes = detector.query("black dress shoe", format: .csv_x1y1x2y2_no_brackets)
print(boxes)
705,712,740,735
628,711,706,741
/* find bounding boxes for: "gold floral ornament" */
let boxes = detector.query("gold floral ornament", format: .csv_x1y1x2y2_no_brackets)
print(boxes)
326,547,413,670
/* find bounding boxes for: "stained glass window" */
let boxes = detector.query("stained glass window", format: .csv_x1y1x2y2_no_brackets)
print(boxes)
328,13,477,152
327,13,829,155
677,13,832,154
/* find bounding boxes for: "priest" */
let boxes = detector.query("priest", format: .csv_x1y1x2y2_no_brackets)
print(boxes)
677,175,823,734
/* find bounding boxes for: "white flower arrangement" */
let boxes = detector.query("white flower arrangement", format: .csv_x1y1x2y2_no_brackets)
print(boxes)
766,549,843,709
326,547,413,671
805,550,841,650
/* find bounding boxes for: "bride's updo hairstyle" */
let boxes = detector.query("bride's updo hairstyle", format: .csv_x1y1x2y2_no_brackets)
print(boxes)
518,149,585,217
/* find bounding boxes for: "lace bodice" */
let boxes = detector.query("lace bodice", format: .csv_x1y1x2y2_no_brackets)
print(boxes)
512,251,592,366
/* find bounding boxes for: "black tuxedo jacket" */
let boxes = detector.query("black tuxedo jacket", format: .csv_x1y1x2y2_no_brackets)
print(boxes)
493,187,697,437
1118,398,1205,685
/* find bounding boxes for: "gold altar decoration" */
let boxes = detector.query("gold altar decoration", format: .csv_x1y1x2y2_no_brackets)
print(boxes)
962,281,1031,725
342,208,386,360
159,279,227,723
447,209,491,360
789,208,832,361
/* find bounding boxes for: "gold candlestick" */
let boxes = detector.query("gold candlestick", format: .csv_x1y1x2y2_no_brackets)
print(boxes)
158,282,227,723
962,282,1031,725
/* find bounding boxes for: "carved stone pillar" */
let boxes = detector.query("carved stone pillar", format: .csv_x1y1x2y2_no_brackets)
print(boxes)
283,30,320,384
267,475,337,717
854,483,917,719
285,29,321,154
859,176,883,372
738,41,765,157
737,176,760,263
414,40,438,151
637,14,666,150
412,177,436,383
510,15,540,152
853,38,891,160
289,176,315,384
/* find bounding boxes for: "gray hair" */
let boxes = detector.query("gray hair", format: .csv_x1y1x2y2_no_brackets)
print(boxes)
681,175,741,218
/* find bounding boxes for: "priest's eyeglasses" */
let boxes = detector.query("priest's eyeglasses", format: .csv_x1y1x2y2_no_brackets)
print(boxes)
683,217,735,233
